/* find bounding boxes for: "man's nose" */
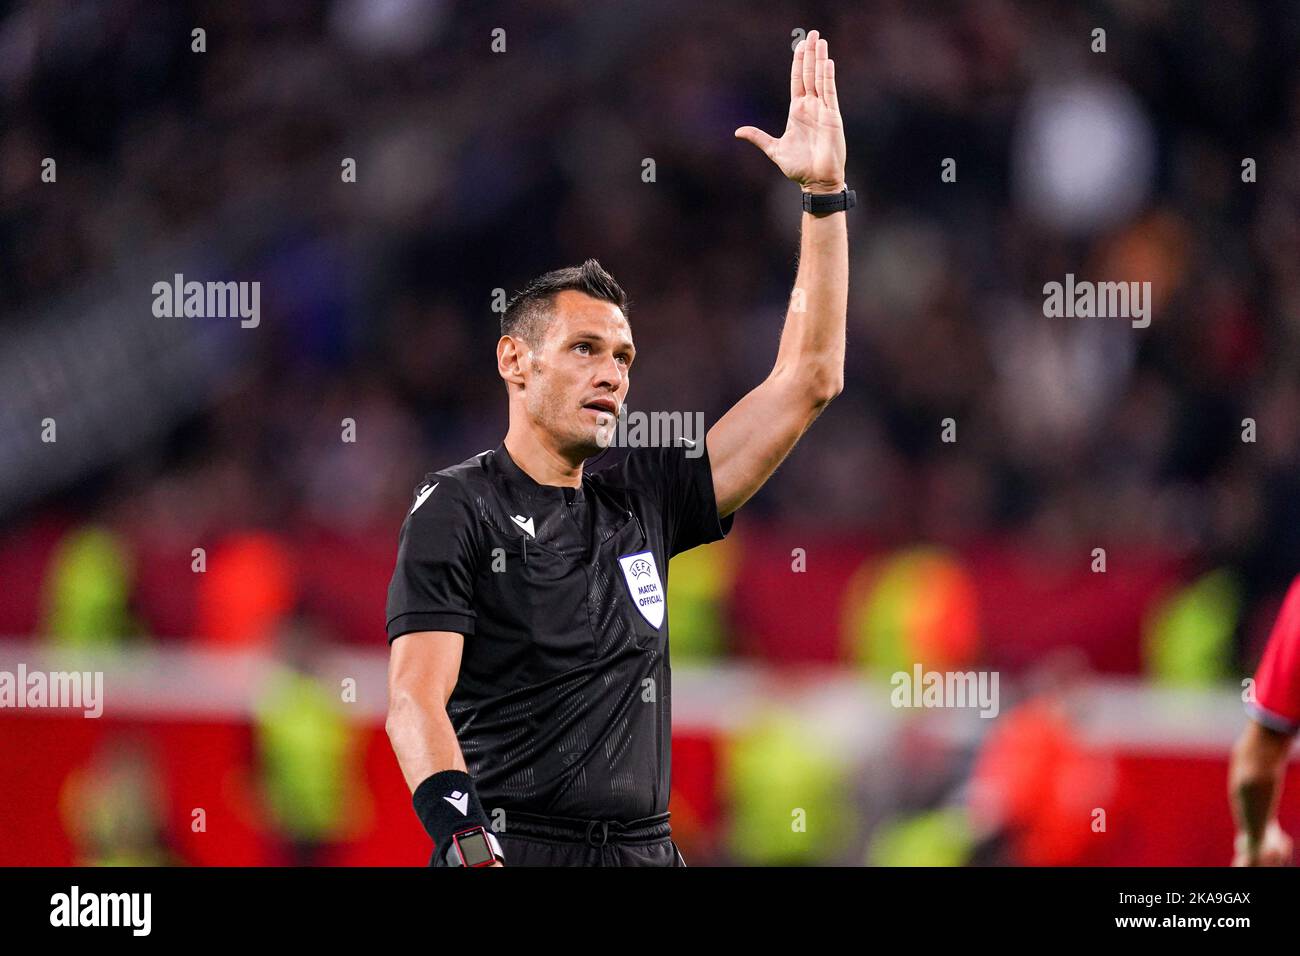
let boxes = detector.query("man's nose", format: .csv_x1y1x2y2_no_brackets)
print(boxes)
593,354,624,390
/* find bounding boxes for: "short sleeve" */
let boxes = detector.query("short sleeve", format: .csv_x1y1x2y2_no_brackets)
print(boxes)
618,437,733,558
1248,576,1300,735
385,478,481,642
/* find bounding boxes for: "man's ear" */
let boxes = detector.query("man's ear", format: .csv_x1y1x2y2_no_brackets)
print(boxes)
497,335,527,387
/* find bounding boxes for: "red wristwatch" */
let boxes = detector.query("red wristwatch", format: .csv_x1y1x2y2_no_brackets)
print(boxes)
443,826,506,867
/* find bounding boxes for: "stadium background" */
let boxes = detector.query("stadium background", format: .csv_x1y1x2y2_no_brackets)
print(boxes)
2,0,1299,865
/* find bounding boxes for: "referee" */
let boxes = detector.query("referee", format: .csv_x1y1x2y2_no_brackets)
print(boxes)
385,30,850,867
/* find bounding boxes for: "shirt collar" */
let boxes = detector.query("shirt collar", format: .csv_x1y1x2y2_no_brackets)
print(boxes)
492,442,586,505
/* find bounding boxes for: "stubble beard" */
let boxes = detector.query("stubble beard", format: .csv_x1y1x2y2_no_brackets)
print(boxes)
532,381,604,462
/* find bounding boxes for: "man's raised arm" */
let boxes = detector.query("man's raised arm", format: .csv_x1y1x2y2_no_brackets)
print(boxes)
709,29,848,517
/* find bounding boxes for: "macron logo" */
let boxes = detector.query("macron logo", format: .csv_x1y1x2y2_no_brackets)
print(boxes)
410,482,438,515
443,790,470,815
511,514,535,538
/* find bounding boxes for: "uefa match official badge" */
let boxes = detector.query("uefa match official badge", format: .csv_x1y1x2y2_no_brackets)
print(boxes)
618,550,665,628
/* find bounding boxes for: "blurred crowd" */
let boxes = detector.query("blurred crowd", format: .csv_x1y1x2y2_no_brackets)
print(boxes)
5,1,1298,602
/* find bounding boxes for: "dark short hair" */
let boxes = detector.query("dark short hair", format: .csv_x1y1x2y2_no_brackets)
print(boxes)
501,258,629,344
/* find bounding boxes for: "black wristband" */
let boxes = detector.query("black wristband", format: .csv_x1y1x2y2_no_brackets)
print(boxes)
412,770,492,863
801,186,856,215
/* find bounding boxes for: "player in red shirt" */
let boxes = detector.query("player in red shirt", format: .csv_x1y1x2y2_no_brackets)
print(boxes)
1230,575,1300,865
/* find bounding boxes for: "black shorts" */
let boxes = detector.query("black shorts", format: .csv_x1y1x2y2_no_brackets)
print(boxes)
493,810,687,867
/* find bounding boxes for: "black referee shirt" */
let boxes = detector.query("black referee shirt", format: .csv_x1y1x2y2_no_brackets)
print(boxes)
385,438,733,822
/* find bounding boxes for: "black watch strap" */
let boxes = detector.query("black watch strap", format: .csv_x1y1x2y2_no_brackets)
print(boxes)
801,186,856,215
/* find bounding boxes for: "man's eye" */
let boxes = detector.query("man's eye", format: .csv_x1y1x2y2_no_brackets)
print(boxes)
574,343,591,354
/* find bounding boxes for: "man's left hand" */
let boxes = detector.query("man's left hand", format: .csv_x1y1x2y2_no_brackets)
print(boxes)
735,29,846,194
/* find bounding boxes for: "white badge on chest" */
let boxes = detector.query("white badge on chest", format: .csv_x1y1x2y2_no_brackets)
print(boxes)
618,550,665,629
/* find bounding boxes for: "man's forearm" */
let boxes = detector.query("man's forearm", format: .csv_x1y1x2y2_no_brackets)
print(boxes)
772,206,848,401
1229,728,1287,846
707,29,849,516
387,694,468,793
1232,770,1281,848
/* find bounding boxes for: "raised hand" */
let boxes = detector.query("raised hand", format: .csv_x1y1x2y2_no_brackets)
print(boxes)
735,30,846,194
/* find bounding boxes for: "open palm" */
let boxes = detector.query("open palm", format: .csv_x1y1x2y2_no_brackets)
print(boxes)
735,30,846,193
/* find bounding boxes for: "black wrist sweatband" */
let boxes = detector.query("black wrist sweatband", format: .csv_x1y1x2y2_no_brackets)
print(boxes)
412,770,492,861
